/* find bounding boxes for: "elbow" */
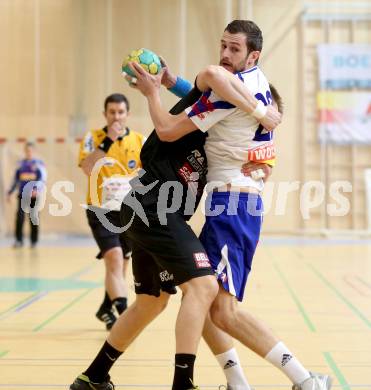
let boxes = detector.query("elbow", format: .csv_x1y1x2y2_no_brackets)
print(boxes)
201,65,220,82
196,64,224,92
198,65,226,91
156,125,180,142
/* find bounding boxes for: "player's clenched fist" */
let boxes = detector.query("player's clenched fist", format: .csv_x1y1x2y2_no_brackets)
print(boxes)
107,121,122,141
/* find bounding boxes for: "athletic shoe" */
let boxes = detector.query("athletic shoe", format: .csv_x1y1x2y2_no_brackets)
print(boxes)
219,385,254,390
292,372,332,390
13,241,23,248
186,381,200,390
95,306,116,330
69,373,115,389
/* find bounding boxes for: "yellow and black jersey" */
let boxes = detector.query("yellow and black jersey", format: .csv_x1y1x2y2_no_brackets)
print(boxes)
78,126,145,208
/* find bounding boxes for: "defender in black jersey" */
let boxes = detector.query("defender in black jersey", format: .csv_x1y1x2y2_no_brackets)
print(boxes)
70,87,219,390
121,87,213,297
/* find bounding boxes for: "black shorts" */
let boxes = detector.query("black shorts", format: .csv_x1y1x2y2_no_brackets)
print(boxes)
121,201,214,297
86,208,132,259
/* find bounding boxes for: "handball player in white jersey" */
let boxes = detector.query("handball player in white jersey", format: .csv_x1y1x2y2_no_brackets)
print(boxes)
130,19,332,390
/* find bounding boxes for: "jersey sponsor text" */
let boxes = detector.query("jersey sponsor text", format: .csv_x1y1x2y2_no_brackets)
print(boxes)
193,252,211,268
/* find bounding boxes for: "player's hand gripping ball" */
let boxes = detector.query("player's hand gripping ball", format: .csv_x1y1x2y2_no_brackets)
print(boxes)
122,48,162,77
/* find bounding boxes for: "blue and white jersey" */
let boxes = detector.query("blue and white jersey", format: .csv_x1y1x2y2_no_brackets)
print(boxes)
185,66,273,191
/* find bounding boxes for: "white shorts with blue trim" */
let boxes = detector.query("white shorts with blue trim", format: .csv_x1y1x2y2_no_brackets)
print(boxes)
199,191,263,301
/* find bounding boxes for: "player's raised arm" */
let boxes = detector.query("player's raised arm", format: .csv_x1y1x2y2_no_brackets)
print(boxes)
125,56,193,99
196,65,281,131
128,62,198,142
159,56,193,98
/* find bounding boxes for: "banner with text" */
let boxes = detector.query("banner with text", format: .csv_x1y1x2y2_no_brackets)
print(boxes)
317,44,371,89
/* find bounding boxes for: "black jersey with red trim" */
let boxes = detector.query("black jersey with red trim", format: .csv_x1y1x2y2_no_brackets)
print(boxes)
138,87,207,220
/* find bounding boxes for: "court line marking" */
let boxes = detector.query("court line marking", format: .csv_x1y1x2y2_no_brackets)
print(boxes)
0,358,369,368
0,291,49,321
15,291,49,312
308,263,371,329
32,288,94,332
0,291,41,318
273,262,316,332
67,262,97,280
343,276,370,297
0,262,99,322
323,352,351,390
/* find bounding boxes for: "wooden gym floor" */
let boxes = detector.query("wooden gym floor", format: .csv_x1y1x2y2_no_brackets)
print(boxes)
0,237,370,389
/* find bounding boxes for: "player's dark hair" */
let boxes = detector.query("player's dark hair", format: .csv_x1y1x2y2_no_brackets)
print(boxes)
25,141,35,148
269,83,284,114
225,20,263,53
104,93,130,112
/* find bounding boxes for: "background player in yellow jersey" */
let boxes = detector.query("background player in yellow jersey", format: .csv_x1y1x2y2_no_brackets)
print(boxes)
78,93,145,330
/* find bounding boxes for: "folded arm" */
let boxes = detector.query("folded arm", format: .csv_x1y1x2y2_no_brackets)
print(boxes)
196,65,281,131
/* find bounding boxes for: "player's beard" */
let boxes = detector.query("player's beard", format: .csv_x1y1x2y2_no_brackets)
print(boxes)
233,54,251,73
219,56,249,74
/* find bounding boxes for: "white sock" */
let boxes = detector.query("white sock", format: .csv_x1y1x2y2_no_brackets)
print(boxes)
216,348,251,389
265,341,311,385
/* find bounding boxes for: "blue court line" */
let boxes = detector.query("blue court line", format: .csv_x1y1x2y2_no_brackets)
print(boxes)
308,263,371,329
273,262,316,332
0,291,41,318
0,262,99,321
323,352,351,390
14,291,48,312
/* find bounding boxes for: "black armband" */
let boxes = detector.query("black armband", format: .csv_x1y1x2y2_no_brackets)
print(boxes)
97,136,114,153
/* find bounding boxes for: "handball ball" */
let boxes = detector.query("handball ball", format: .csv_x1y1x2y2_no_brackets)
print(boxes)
122,48,162,77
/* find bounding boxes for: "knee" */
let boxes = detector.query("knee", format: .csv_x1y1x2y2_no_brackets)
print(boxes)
183,276,218,304
135,293,170,317
210,302,234,333
104,249,123,274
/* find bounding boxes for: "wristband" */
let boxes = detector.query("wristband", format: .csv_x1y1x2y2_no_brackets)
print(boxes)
97,136,114,153
251,100,267,120
168,77,193,98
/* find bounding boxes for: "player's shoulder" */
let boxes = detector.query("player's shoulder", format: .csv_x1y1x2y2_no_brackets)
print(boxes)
81,128,106,147
237,65,263,80
86,128,106,138
238,66,269,90
33,158,44,165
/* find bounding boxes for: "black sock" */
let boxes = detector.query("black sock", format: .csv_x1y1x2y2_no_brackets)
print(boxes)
112,297,127,314
84,341,123,383
102,291,112,309
172,353,196,390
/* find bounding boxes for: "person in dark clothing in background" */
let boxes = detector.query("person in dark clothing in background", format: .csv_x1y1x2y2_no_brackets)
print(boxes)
7,142,46,248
